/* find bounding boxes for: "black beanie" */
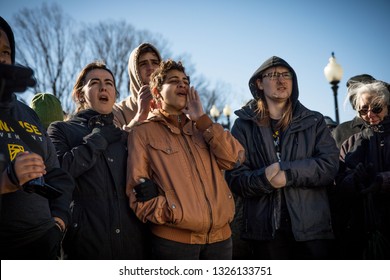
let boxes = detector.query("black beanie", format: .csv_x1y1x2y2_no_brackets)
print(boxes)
346,74,375,88
0,16,16,64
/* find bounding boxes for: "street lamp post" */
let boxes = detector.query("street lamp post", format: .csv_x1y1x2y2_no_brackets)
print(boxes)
222,104,232,129
210,104,220,123
210,104,231,129
324,52,343,124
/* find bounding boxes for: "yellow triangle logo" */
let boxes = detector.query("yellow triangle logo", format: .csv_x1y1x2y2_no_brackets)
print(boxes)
8,144,24,161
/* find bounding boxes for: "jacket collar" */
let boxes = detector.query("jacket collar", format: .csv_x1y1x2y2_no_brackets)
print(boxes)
148,109,193,135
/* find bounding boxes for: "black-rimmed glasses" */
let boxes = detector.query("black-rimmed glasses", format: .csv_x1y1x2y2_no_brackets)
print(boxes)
262,72,293,81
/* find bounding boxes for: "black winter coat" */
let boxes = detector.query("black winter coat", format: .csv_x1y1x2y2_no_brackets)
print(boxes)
226,100,338,241
332,116,364,149
336,117,390,258
0,95,74,248
48,109,149,259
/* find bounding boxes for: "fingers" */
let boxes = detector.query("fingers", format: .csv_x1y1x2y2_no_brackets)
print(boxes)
137,86,154,114
139,85,150,92
138,85,151,96
185,87,199,108
265,162,280,180
138,87,153,102
188,86,199,101
14,152,46,185
355,163,365,172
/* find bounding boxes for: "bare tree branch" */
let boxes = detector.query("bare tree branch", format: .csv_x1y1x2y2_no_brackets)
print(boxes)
10,3,230,118
13,2,79,112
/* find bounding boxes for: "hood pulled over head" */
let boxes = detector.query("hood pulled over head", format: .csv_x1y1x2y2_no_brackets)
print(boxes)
127,43,162,97
248,56,299,107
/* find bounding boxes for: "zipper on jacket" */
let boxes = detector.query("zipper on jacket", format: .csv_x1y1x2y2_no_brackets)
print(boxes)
180,124,214,243
270,125,282,233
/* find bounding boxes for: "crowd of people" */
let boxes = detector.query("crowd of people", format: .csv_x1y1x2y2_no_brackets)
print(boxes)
1,16,389,260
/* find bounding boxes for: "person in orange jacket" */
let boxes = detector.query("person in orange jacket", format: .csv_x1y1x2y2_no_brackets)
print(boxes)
126,59,245,260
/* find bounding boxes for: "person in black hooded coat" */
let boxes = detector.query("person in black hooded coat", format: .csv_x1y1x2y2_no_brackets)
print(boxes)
48,61,150,259
225,56,339,260
0,16,74,260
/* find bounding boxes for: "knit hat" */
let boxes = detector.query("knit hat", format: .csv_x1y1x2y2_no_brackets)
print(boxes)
30,93,64,129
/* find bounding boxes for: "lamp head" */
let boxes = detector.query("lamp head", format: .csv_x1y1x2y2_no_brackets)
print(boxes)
324,52,343,83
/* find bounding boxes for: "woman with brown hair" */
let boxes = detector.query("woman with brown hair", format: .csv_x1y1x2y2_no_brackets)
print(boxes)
48,61,149,259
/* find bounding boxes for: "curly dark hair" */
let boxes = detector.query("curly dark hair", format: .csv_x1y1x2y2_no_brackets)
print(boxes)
149,59,186,94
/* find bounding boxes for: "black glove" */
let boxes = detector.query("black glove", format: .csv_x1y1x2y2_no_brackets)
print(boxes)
91,124,122,144
361,173,390,194
361,180,381,195
0,64,36,102
133,178,159,202
353,162,375,188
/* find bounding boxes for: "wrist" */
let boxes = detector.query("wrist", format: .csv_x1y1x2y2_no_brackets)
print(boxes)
1,169,20,194
195,114,213,131
6,162,20,186
134,112,148,122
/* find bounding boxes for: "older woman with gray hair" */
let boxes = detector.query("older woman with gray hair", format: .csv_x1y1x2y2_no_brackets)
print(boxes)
335,80,390,259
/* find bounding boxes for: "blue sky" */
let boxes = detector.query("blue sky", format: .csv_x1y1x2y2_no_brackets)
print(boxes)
3,0,389,123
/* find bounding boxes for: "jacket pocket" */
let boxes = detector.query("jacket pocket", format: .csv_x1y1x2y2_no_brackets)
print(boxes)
149,139,179,157
63,202,82,255
164,189,183,225
224,189,236,224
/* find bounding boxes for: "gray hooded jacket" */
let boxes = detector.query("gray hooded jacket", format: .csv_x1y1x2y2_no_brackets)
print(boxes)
112,43,161,130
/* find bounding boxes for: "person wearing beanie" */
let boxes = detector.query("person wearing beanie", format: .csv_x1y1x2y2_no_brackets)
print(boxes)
332,74,376,148
0,16,75,260
225,56,339,260
30,93,64,130
112,43,162,130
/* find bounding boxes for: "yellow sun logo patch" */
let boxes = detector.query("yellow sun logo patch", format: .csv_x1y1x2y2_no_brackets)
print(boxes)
8,144,24,161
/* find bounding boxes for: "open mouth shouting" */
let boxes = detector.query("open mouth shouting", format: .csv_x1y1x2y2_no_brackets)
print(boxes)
98,93,110,103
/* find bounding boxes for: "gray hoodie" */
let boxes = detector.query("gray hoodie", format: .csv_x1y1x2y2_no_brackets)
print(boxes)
112,43,161,129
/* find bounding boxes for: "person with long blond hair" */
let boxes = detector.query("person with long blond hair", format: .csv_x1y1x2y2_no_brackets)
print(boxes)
225,56,339,259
